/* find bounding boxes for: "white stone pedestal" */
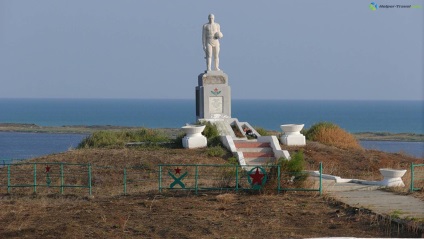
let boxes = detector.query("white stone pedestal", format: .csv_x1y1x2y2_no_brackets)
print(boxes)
182,125,207,149
196,71,231,120
379,168,407,187
281,135,306,146
280,124,306,146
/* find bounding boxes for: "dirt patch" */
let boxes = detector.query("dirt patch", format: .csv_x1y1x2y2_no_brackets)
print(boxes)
0,192,405,238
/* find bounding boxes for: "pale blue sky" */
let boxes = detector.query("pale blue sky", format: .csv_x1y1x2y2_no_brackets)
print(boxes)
1,0,423,100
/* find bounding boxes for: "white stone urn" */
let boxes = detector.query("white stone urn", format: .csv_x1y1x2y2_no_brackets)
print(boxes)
280,124,306,146
280,124,304,135
182,125,207,149
379,168,407,187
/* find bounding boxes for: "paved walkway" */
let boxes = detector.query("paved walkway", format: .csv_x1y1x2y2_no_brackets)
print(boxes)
322,179,424,220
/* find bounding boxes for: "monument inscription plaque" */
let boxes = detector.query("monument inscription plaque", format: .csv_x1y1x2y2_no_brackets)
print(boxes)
209,97,223,113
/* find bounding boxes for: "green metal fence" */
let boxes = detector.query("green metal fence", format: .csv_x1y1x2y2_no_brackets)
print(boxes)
157,163,323,195
123,166,158,195
410,163,424,192
1,162,323,196
1,159,25,167
0,162,92,195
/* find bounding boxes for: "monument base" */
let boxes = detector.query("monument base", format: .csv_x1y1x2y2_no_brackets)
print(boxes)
280,135,306,146
182,135,207,149
196,71,231,120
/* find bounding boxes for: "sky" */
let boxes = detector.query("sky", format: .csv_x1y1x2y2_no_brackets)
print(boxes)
0,0,423,100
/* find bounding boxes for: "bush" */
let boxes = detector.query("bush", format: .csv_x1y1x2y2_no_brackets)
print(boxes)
279,151,305,174
278,150,307,183
305,122,362,150
77,128,169,149
201,121,222,146
172,132,186,148
304,122,337,140
206,146,226,157
254,127,270,136
227,156,239,165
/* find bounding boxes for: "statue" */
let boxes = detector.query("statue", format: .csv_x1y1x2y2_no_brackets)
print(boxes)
202,14,223,72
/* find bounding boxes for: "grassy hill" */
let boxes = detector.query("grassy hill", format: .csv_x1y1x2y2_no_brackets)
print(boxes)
0,135,422,238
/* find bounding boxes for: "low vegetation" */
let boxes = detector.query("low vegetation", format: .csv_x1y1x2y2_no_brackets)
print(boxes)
275,150,308,186
200,121,222,147
77,128,169,149
279,150,305,174
206,145,227,157
254,127,271,136
305,122,362,149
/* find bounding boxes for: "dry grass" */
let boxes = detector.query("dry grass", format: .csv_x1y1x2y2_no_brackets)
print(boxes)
0,142,423,238
0,192,406,238
312,126,362,150
216,193,236,203
297,142,421,180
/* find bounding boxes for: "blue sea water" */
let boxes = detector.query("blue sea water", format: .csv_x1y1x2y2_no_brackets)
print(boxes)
360,140,424,158
0,99,422,133
0,99,423,159
0,132,87,161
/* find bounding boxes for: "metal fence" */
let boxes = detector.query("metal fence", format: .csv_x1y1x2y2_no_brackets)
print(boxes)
158,163,323,195
410,163,424,192
123,166,158,195
0,162,92,195
1,159,26,167
0,162,323,196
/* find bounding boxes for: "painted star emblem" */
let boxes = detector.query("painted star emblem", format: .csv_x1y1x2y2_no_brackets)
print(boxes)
45,165,51,173
249,168,264,185
174,167,181,174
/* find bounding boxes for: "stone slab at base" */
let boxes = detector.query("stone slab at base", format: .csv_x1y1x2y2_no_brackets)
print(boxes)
182,135,207,149
280,135,306,146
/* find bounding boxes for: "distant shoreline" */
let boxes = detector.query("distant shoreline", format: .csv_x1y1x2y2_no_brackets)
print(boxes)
0,123,423,142
353,132,424,142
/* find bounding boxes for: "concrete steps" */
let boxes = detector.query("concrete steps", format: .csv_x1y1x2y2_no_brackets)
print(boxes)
234,142,271,148
234,140,276,166
244,157,275,165
243,152,274,158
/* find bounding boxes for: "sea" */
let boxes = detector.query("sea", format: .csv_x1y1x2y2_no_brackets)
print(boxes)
0,99,423,160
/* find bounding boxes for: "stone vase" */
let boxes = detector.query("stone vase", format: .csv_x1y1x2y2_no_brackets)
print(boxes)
182,125,207,149
280,124,306,146
379,168,407,187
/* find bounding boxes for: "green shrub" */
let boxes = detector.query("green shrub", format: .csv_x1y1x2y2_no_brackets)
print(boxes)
278,150,307,183
172,132,186,148
254,127,270,136
201,121,222,146
227,156,239,165
77,128,169,149
207,146,226,157
279,150,305,174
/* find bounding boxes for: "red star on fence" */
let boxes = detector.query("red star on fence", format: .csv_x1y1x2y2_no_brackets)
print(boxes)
174,167,181,174
45,165,51,173
249,168,264,185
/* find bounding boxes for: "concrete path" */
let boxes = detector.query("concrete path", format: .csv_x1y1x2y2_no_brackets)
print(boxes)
322,179,424,220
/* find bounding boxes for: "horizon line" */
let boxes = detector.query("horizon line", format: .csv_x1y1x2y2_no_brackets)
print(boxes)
0,97,423,101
